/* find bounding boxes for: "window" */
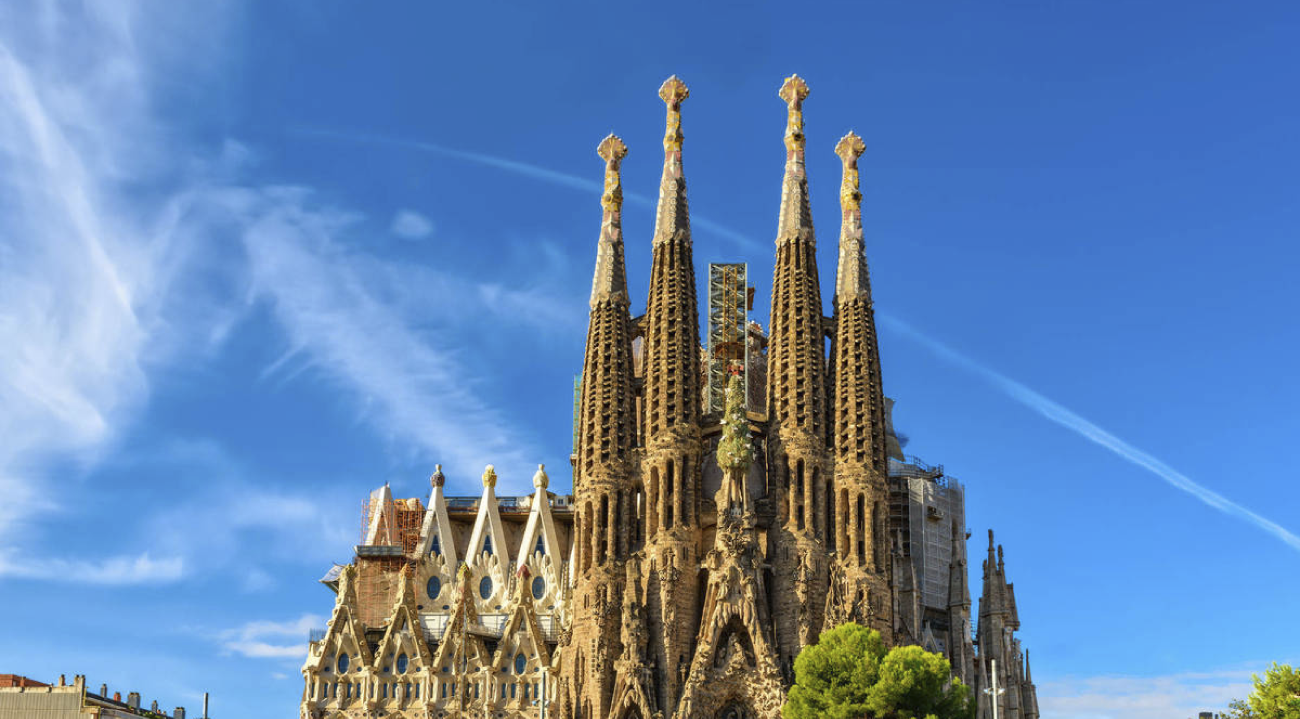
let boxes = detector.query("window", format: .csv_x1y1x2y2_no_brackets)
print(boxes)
531,576,546,600
430,534,441,555
396,653,409,674
382,684,388,698
337,654,350,674
426,576,441,600
479,576,493,599
534,536,546,555
514,653,527,674
482,534,494,556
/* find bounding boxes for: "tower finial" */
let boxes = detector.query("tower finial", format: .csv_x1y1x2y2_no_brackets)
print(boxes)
779,74,810,155
835,132,866,214
834,131,870,299
590,134,631,307
652,75,691,246
659,75,689,153
597,134,628,212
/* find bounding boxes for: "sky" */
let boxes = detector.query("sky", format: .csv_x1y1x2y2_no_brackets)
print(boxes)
1,1,1297,718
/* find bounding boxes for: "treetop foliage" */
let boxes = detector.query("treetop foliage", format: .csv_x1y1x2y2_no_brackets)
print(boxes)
783,622,975,719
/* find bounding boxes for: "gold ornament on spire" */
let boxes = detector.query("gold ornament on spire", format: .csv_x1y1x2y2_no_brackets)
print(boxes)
597,134,628,212
835,132,866,215
482,464,497,488
779,74,810,154
659,75,689,152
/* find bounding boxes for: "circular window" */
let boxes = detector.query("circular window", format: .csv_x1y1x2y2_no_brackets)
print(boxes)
426,576,441,599
531,576,545,600
337,654,350,674
479,576,493,599
396,653,409,674
514,653,527,675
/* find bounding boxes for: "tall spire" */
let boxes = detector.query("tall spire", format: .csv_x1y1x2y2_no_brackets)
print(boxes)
653,75,690,246
776,74,814,243
765,73,832,658
591,134,629,307
834,131,871,300
832,130,888,474
640,75,704,715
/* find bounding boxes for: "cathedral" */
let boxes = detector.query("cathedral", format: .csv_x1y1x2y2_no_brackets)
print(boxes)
300,75,1039,719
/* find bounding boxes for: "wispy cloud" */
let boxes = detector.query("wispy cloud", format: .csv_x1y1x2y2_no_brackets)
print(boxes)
0,4,181,537
390,209,434,239
882,315,1300,554
0,549,184,585
236,189,550,483
294,127,764,252
218,614,326,660
1039,667,1256,719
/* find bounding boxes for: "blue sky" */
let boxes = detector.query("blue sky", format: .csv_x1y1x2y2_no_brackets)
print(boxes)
1,2,1297,718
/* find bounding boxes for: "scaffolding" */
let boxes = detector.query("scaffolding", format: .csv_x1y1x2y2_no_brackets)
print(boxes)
572,372,582,455
706,263,749,414
360,495,425,555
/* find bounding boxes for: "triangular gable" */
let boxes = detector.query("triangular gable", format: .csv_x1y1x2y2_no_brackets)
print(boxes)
364,484,395,546
516,466,561,562
374,568,435,674
431,566,490,672
465,466,510,565
307,565,374,673
417,466,459,564
492,568,552,671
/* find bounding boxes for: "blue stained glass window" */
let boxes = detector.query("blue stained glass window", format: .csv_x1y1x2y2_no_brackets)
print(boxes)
514,653,527,675
337,654,350,674
426,576,442,599
479,576,493,599
534,536,546,555
397,653,409,674
531,576,545,599
482,534,493,556
430,534,441,555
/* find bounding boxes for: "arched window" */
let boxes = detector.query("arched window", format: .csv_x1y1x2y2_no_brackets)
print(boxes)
426,576,441,600
665,461,675,529
479,576,493,599
514,652,527,674
396,653,409,674
429,534,441,555
532,576,546,600
337,654,350,674
482,533,494,556
535,535,546,555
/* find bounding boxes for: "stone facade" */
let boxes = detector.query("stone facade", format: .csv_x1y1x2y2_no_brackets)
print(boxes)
299,75,1040,719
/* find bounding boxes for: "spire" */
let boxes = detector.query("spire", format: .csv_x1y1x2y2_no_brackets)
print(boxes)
834,131,871,300
643,74,702,440
591,134,630,307
653,75,690,246
1025,650,1032,682
776,74,813,243
948,528,970,609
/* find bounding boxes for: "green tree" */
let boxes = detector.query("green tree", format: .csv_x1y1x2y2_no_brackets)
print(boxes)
1225,663,1300,719
783,622,975,719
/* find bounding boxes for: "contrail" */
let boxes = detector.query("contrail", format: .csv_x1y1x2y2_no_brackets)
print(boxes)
293,127,764,252
881,314,1300,554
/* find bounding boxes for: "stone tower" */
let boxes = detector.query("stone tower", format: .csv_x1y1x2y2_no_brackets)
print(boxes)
564,133,638,719
825,130,894,642
974,531,1040,719
639,75,705,716
764,74,833,671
